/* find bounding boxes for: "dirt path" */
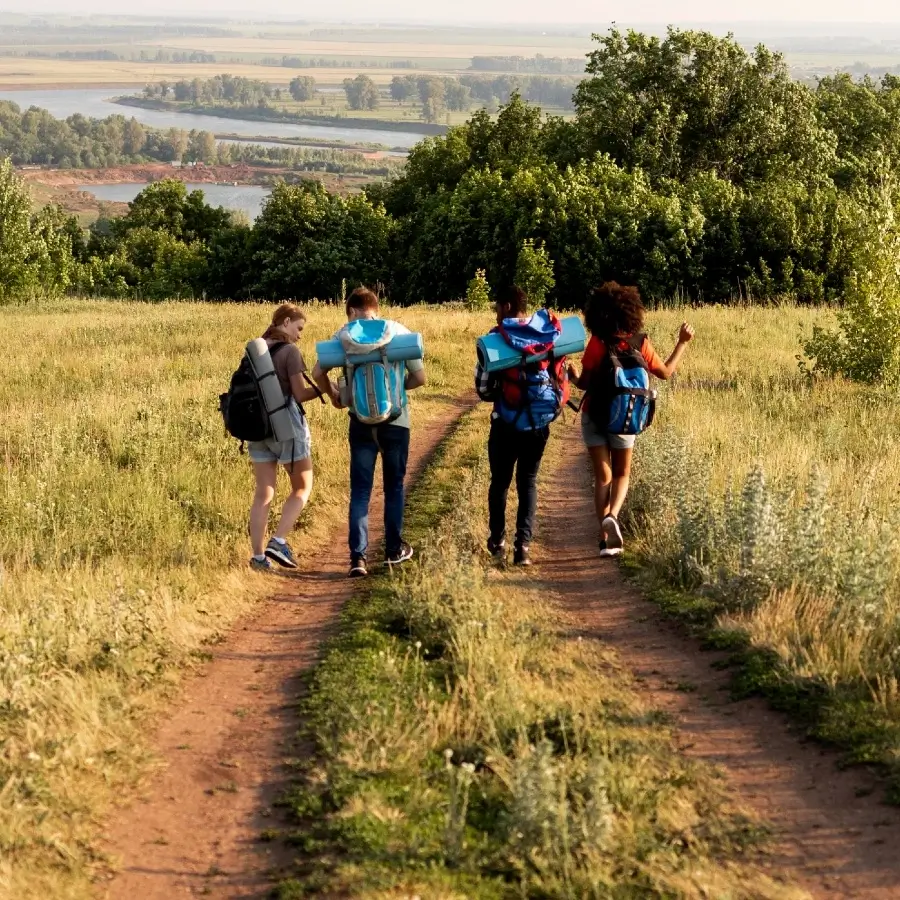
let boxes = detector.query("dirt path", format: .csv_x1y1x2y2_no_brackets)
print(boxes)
537,431,900,899
98,399,471,899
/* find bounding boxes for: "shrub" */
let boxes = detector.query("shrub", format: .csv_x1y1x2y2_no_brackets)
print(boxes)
515,238,555,307
464,268,491,311
801,184,900,384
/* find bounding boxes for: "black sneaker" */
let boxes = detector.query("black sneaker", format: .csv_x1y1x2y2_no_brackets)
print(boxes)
348,555,368,578
385,541,414,566
513,544,532,566
486,537,506,559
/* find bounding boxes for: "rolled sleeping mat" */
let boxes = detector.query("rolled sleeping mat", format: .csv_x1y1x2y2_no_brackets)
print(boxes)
315,331,424,369
246,338,295,443
476,315,587,373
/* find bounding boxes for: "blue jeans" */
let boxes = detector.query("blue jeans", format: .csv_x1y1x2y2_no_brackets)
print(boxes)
348,418,410,560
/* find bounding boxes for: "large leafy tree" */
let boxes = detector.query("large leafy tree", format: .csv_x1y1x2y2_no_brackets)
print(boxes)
343,75,380,111
249,181,393,300
0,159,74,301
574,28,834,186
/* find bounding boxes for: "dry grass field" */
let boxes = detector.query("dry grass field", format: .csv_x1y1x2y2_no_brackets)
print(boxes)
630,306,900,784
0,58,419,89
0,299,486,899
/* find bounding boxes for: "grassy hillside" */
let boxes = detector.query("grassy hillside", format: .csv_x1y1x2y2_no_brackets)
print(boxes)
631,305,900,795
0,299,485,898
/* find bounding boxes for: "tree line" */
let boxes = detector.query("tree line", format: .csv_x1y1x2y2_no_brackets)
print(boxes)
469,55,585,74
5,28,900,308
0,99,400,175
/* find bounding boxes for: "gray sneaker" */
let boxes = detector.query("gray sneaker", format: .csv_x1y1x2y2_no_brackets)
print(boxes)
265,538,298,569
250,556,274,573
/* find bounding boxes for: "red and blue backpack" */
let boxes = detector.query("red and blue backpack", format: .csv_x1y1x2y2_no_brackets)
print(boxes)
494,309,570,431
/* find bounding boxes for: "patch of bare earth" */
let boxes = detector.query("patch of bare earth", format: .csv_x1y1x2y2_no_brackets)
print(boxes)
97,399,472,899
537,430,900,899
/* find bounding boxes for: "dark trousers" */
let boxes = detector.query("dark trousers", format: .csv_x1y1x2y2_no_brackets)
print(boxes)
487,417,549,548
349,418,410,559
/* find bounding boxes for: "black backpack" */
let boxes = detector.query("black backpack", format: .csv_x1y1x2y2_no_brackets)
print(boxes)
219,342,289,443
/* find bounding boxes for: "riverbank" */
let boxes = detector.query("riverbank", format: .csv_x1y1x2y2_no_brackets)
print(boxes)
21,162,378,223
114,95,449,136
217,132,408,157
20,162,277,188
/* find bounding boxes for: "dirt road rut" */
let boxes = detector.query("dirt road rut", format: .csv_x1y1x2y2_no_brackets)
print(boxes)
538,431,900,899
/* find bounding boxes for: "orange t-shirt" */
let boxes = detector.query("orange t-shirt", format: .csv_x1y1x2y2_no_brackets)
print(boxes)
580,334,665,413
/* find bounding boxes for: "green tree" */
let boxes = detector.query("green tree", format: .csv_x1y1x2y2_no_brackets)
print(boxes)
574,28,833,185
289,76,316,101
390,75,413,104
0,159,72,301
187,130,217,164
801,182,900,383
250,181,393,300
343,75,380,111
465,268,491,310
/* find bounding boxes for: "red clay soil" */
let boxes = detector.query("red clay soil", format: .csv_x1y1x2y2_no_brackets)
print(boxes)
538,431,900,899
97,398,472,900
20,163,273,188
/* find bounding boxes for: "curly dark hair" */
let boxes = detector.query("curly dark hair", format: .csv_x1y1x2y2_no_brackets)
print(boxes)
583,282,645,340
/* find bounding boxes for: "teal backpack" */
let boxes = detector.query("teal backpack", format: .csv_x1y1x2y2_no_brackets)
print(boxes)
339,319,407,425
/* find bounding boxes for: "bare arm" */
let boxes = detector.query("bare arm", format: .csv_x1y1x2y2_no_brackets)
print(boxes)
654,323,695,380
309,362,342,406
290,372,325,404
405,368,426,390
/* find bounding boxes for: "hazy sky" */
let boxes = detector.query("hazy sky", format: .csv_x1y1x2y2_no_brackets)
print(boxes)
5,0,900,23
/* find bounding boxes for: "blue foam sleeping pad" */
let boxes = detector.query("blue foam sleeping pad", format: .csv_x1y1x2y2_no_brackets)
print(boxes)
476,315,587,373
316,326,423,369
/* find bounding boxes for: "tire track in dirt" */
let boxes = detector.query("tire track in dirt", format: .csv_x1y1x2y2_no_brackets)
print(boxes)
536,430,900,899
98,397,473,900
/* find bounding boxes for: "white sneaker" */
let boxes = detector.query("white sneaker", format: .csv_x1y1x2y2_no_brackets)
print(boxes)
602,515,624,551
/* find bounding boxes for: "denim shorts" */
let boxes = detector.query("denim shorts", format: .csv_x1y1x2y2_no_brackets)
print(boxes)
248,400,311,465
581,414,636,450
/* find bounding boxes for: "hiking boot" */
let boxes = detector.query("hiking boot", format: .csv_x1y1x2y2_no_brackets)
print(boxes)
386,542,414,566
265,537,298,569
602,515,624,554
486,537,507,559
249,556,274,573
348,555,368,578
513,544,532,566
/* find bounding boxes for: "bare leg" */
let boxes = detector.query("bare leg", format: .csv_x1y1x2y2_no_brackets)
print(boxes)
274,458,314,540
608,447,634,519
587,445,612,527
250,462,278,556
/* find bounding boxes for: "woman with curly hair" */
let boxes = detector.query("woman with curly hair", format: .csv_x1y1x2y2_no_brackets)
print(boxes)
568,282,694,557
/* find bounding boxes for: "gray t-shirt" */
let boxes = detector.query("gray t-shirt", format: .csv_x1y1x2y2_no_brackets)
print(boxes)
324,319,424,430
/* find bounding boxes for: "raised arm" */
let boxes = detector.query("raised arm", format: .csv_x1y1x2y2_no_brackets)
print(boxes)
653,323,695,380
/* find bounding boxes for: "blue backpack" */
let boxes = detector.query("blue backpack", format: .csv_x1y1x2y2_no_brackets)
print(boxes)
339,319,407,425
588,334,657,435
495,310,570,432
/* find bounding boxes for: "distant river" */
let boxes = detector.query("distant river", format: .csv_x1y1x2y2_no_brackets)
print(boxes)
79,182,271,221
0,88,424,149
